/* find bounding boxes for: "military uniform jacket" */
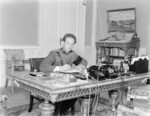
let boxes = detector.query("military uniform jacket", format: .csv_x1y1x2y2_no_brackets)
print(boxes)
40,48,87,73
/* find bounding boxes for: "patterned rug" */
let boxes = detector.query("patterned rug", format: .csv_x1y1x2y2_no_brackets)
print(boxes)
17,102,112,116
18,109,41,116
7,103,40,116
19,110,103,116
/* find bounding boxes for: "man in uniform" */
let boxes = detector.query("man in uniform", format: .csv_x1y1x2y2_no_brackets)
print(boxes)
40,33,87,115
40,33,87,74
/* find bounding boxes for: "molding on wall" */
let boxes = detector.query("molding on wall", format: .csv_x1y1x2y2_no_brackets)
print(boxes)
65,0,68,32
84,45,96,66
91,0,97,46
38,0,48,56
83,0,97,66
57,0,61,46
75,1,86,56
0,46,39,49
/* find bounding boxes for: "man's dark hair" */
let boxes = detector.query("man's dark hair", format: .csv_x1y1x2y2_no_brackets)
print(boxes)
62,33,76,44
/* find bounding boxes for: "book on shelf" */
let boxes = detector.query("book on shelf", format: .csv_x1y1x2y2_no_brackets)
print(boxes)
99,47,126,58
113,59,124,66
112,48,118,56
100,48,105,55
119,49,125,57
110,48,113,56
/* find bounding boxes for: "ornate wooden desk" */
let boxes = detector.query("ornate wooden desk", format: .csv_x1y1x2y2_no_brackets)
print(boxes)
10,71,150,116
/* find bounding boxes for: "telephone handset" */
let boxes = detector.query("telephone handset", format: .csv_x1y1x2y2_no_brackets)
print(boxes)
132,33,138,40
87,65,105,81
87,64,118,81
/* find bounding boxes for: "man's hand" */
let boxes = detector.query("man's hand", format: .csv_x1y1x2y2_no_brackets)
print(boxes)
59,64,72,71
74,64,85,71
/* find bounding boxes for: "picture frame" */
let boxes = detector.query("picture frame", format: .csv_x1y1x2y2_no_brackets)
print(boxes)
107,8,136,33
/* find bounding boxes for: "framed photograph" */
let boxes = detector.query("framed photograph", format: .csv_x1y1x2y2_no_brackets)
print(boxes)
107,8,136,33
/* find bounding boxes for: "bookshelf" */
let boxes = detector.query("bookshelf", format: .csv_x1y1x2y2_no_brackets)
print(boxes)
95,39,140,63
96,8,140,64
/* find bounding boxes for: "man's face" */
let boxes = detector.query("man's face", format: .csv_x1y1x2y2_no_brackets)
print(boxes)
63,37,75,53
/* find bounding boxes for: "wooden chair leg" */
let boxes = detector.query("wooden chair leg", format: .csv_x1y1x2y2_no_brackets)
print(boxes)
71,103,75,116
5,78,9,88
28,93,34,112
11,79,15,93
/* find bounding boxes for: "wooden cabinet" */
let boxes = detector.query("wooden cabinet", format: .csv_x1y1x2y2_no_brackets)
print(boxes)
96,39,140,63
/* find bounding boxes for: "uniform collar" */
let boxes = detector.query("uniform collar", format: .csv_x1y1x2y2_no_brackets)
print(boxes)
61,48,72,55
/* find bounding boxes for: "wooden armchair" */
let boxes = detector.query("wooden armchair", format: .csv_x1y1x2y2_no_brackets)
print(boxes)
4,49,25,92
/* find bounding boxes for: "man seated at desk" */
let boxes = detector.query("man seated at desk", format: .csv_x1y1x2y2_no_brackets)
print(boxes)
40,33,87,115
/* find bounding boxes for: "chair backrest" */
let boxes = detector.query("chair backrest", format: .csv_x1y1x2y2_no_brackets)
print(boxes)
4,49,25,74
29,58,45,72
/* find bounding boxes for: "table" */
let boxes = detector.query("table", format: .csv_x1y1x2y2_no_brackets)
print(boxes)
11,71,150,116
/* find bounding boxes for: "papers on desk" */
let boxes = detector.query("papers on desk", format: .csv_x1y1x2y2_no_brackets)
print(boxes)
29,72,46,77
27,70,88,89
43,74,88,89
58,69,81,75
45,79,88,89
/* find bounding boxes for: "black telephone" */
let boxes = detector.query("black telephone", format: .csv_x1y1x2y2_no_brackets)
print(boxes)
87,65,105,81
87,64,118,81
132,33,138,40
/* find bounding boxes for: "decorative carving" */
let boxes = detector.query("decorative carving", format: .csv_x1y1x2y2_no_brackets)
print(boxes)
50,94,58,103
11,71,150,115
4,49,25,92
109,91,119,112
12,72,150,103
39,100,54,116
81,98,92,116
5,49,25,72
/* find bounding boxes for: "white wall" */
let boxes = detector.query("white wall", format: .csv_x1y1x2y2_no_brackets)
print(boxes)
96,0,137,41
0,0,86,87
96,0,150,55
0,0,38,45
84,0,97,66
136,0,150,51
0,0,40,87
84,0,150,66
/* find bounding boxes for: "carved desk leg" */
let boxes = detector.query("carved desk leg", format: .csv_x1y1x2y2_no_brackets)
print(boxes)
81,96,93,116
127,87,134,108
118,88,127,105
109,89,128,116
39,100,54,116
109,91,119,116
11,78,15,93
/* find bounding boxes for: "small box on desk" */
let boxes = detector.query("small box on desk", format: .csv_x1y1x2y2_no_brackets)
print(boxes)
129,56,149,74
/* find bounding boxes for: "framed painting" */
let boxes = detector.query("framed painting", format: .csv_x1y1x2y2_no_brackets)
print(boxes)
107,8,136,33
